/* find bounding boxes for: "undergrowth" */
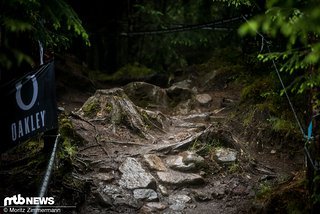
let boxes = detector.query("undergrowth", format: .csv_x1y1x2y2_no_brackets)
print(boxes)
89,62,155,82
237,58,306,143
255,172,310,213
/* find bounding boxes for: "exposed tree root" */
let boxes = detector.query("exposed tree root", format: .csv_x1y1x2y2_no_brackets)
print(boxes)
76,88,168,140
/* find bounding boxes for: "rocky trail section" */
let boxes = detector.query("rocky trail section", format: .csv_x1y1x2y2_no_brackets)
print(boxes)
0,54,307,214
62,79,290,214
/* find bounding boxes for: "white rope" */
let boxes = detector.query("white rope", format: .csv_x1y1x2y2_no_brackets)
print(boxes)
33,134,60,214
122,16,242,36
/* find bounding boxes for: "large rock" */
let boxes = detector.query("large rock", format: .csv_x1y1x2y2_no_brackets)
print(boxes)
181,151,205,165
157,170,204,186
133,189,158,202
119,157,156,190
173,99,195,115
158,184,168,196
101,184,141,208
94,190,112,207
192,189,212,202
168,194,192,211
165,151,205,172
171,80,192,89
123,82,169,109
144,154,167,171
195,93,212,106
166,156,196,172
215,148,237,163
166,80,194,104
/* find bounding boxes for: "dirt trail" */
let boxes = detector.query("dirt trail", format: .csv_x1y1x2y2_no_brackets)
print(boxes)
57,74,304,214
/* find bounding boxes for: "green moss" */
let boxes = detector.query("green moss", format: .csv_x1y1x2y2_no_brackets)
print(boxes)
268,117,295,133
59,117,83,144
82,97,100,117
59,117,74,137
257,182,273,198
243,107,256,127
105,103,113,112
256,101,279,115
58,115,85,164
228,163,240,173
11,138,44,155
60,138,77,160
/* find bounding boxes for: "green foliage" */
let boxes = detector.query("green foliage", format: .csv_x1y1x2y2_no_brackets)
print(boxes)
239,69,302,138
257,181,273,198
61,138,77,160
239,0,320,94
268,117,296,135
40,0,89,47
0,0,89,69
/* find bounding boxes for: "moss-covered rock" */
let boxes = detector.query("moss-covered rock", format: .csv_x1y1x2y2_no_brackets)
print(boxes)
123,82,169,109
81,96,101,117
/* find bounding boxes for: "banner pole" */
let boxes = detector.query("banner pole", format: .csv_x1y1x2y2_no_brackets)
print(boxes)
38,41,44,66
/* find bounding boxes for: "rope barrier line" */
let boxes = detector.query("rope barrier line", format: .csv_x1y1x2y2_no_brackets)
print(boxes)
33,134,60,214
242,15,306,138
267,45,306,137
121,16,243,36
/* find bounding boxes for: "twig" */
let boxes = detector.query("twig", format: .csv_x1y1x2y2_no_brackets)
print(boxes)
101,139,145,146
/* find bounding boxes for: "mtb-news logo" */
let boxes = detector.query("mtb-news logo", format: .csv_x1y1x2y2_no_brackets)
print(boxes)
2,194,60,213
4,194,54,206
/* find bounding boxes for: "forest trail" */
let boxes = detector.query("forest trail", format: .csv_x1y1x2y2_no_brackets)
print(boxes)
1,1,316,213
57,68,304,214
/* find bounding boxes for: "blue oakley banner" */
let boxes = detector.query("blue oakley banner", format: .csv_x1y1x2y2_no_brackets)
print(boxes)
0,61,58,152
